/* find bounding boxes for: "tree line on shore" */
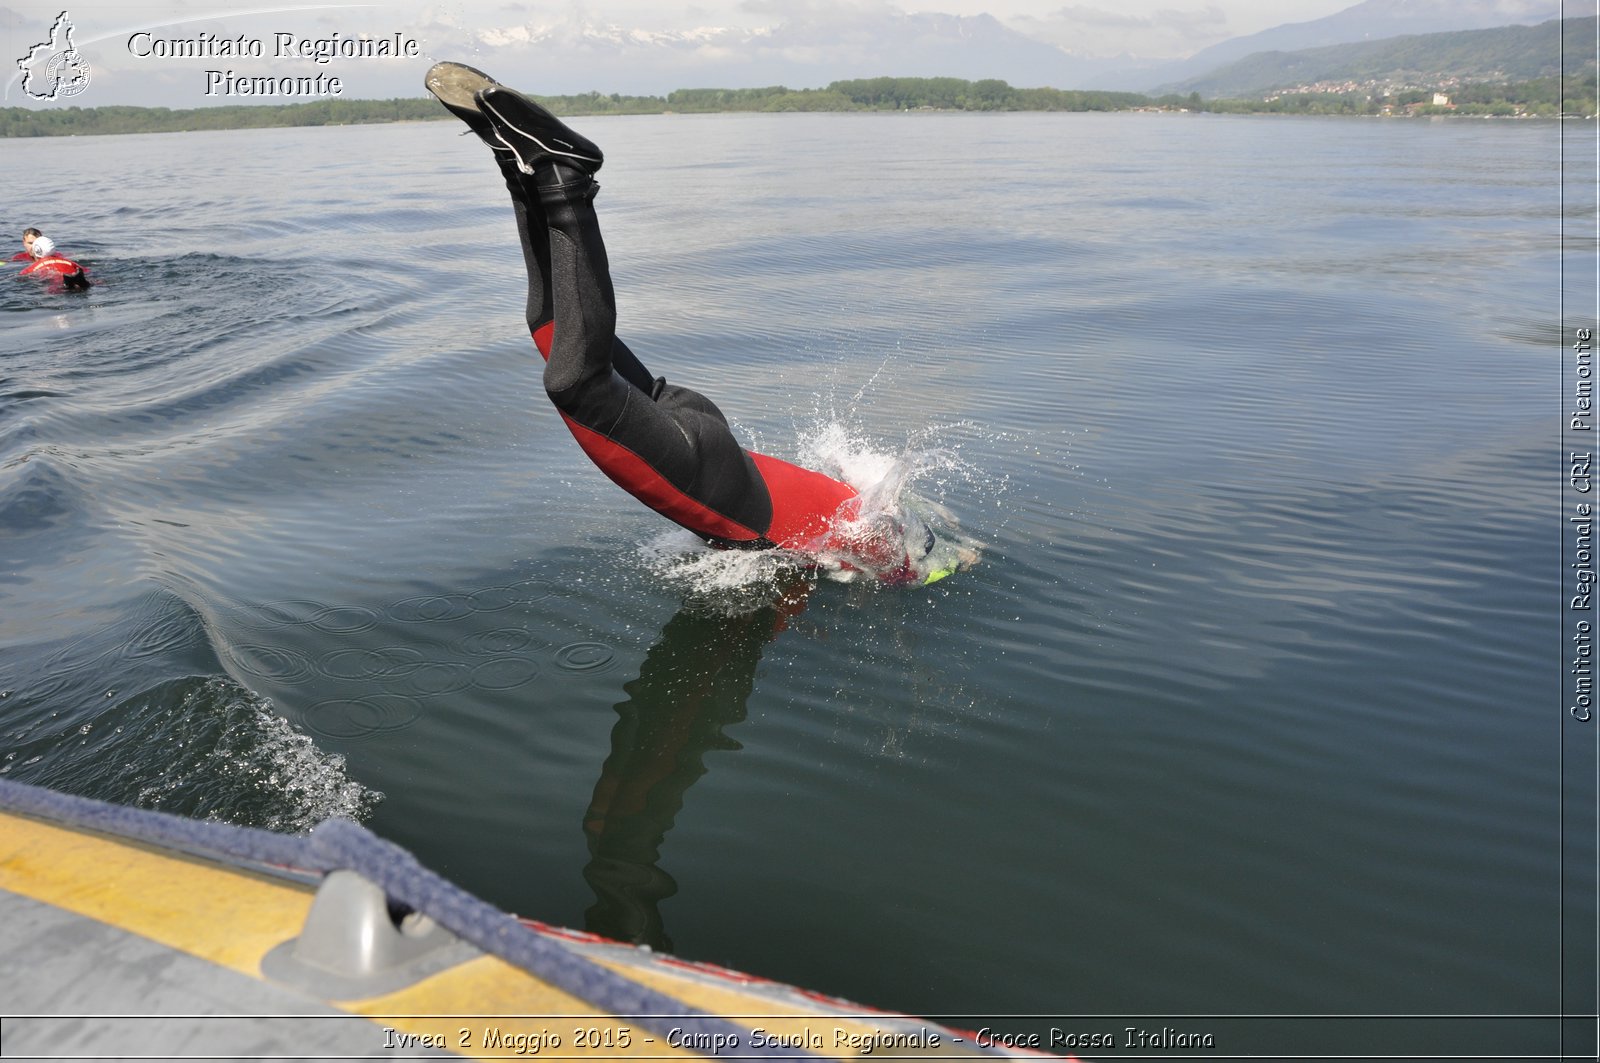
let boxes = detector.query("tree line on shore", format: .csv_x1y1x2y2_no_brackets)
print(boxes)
1,73,1590,138
1196,72,1595,116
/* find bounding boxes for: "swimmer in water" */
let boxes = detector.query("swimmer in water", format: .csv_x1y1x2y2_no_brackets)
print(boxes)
425,62,947,583
14,228,42,260
15,227,89,291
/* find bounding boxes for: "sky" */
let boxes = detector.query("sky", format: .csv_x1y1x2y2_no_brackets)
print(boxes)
0,0,1474,108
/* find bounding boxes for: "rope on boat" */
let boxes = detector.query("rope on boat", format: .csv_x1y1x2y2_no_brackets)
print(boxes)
0,776,834,1059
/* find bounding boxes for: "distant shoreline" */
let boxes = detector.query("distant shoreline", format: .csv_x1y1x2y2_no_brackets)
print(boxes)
2,74,1590,137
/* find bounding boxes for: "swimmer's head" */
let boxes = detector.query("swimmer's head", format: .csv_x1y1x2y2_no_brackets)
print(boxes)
22,228,41,254
29,235,55,259
835,509,937,584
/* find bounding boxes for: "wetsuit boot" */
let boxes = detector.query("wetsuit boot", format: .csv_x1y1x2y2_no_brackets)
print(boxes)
474,86,603,179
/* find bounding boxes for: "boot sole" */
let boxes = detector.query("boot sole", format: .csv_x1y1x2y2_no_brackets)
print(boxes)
424,62,504,146
424,61,499,112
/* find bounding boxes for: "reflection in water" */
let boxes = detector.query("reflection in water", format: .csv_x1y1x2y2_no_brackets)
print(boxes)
581,580,810,950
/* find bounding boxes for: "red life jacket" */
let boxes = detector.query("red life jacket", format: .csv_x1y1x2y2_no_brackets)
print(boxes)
19,252,84,278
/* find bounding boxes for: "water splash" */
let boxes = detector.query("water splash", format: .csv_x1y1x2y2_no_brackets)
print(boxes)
639,529,811,615
641,417,987,599
797,419,986,584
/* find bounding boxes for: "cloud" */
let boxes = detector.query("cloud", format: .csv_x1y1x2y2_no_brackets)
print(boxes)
1038,3,1229,32
1041,5,1156,30
1011,3,1231,59
738,0,900,27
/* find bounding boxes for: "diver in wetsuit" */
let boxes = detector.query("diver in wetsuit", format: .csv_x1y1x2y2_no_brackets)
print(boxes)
425,63,933,580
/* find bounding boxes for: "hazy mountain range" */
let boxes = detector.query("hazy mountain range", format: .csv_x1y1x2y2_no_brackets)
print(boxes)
1134,0,1566,89
1161,12,1595,97
413,0,1567,96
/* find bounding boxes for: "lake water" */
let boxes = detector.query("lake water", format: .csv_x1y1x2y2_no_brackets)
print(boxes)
1,111,1587,1051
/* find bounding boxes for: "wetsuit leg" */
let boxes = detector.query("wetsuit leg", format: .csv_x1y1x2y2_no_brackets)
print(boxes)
610,338,656,397
533,177,775,543
501,163,656,395
501,163,554,335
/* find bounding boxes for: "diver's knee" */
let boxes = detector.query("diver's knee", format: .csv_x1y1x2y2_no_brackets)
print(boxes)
543,372,613,418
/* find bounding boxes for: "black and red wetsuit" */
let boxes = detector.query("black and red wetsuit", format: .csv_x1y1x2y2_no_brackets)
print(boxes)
504,166,864,555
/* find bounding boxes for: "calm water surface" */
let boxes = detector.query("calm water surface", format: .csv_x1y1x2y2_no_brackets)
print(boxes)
0,112,1578,1031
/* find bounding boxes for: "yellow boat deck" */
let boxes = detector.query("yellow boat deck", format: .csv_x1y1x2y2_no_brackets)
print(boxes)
0,789,1029,1061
